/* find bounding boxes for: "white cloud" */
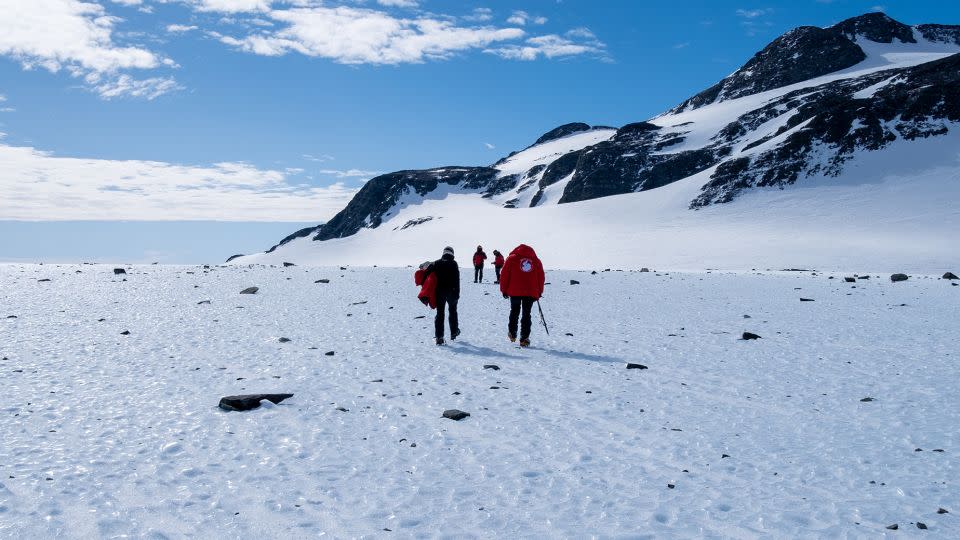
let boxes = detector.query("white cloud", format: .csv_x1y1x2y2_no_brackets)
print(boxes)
735,8,772,19
90,74,182,100
218,6,525,64
189,0,273,13
111,0,143,5
167,24,200,33
316,168,382,178
0,0,178,99
507,11,529,25
302,153,335,162
463,7,492,22
0,143,358,221
485,29,606,61
484,142,495,150
532,16,547,25
377,0,418,7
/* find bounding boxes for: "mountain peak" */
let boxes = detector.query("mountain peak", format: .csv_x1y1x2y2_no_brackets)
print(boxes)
674,25,865,111
831,12,916,44
534,123,592,145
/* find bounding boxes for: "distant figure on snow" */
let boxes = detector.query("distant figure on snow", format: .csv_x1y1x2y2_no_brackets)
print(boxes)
422,246,461,345
414,261,436,309
492,250,505,284
499,244,545,347
473,246,487,283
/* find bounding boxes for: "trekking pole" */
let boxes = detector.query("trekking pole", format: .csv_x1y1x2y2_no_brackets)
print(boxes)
536,300,549,335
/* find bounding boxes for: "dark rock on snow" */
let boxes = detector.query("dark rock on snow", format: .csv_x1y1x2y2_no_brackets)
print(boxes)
282,262,296,267
219,393,294,411
917,522,928,530
860,397,875,402
944,272,959,280
315,279,330,284
890,274,909,282
570,279,580,285
443,409,470,421
844,277,857,283
626,363,648,370
113,268,126,275
278,337,291,343
742,332,762,340
120,330,131,335
886,523,898,530
483,364,500,371
240,287,259,294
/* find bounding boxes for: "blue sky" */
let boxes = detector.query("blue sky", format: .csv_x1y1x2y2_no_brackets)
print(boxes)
1,0,958,263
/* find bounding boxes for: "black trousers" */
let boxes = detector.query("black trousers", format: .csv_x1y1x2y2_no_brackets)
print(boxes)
494,266,502,282
435,294,459,339
508,296,535,340
474,265,483,282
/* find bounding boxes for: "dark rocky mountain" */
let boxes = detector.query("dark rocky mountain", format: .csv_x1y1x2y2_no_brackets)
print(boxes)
266,13,960,252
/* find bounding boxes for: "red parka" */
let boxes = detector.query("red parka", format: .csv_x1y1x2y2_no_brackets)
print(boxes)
499,244,545,299
414,268,437,309
473,250,487,267
493,253,505,268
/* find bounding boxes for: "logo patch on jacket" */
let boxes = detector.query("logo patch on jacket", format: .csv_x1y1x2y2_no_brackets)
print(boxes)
520,259,533,272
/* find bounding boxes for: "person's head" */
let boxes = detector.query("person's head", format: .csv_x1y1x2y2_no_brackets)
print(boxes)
493,250,500,256
476,245,483,251
442,246,455,258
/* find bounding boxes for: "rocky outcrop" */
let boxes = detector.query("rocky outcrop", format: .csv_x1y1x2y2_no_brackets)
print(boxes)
674,25,865,111
691,53,960,207
533,122,591,145
832,12,916,44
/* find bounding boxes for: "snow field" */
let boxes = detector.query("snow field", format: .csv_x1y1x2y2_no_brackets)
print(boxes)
1,264,958,537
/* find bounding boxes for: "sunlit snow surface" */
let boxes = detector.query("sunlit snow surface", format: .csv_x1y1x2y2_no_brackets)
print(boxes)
1,264,958,537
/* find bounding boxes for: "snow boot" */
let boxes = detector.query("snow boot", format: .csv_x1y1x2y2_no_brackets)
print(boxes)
519,338,531,348
508,333,516,343
451,329,460,341
436,337,445,346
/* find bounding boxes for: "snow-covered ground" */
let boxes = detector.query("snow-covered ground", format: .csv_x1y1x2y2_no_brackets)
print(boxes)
2,263,958,537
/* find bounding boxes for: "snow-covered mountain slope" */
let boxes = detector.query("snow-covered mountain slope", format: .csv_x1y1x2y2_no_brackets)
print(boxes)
242,13,960,269
3,264,958,537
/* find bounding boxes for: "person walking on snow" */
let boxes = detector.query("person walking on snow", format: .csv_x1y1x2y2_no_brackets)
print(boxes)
422,246,461,345
492,250,505,284
472,246,487,283
499,244,545,347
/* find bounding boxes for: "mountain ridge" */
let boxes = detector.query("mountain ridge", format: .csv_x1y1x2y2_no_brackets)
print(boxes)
253,12,960,259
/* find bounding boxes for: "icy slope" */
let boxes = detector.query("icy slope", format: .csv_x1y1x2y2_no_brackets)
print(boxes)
1,264,957,537
238,130,960,271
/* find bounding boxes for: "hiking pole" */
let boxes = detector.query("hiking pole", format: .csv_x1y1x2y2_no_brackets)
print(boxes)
536,300,549,335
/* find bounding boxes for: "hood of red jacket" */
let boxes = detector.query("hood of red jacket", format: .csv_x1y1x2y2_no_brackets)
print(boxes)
509,244,538,259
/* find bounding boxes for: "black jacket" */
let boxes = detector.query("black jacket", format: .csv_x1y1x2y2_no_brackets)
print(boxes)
426,254,460,300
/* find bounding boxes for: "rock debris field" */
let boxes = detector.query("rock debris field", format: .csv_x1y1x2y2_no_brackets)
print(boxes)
0,264,957,537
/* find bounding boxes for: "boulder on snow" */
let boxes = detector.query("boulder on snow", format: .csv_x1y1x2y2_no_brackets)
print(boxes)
570,279,580,285
742,332,762,340
240,287,259,294
800,298,815,302
640,268,650,272
282,262,296,267
944,272,958,280
483,364,500,370
443,409,470,421
113,268,126,275
844,277,856,283
315,279,330,284
219,393,294,411
278,337,291,343
890,273,909,282
626,363,648,370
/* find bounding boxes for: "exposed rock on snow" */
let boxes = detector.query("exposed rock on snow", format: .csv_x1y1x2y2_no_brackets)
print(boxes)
442,409,470,421
891,273,909,282
742,332,762,340
240,287,259,294
943,272,958,280
113,268,126,275
218,393,294,411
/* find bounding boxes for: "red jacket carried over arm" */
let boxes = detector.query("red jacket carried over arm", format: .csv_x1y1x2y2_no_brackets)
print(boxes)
499,244,545,299
415,268,437,309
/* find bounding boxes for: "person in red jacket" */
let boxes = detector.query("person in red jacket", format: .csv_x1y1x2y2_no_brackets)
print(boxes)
414,261,437,309
492,250,505,284
472,246,487,283
499,244,545,347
